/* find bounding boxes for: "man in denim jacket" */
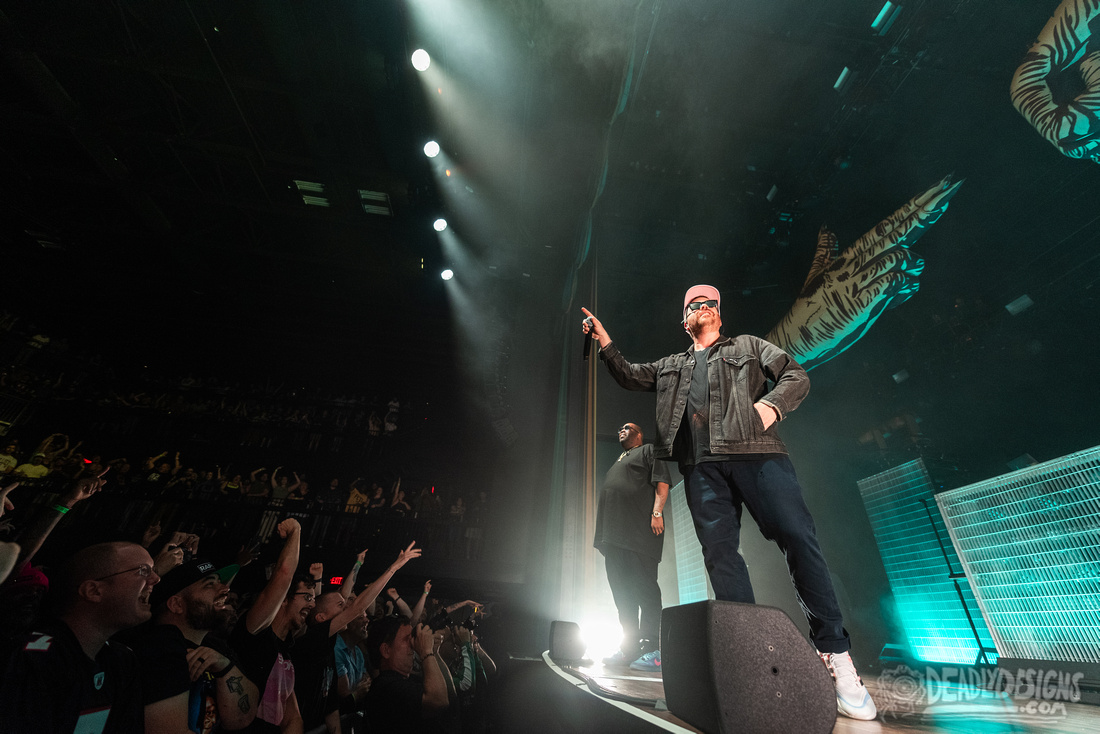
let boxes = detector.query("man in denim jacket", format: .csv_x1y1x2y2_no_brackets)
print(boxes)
581,285,877,721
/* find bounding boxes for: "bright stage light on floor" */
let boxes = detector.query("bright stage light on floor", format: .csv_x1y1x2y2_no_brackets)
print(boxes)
411,49,431,71
423,140,440,158
441,269,454,281
433,218,448,232
579,617,622,662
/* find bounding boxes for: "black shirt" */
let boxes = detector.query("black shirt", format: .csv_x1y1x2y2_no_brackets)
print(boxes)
673,346,725,465
291,622,338,728
365,670,445,734
686,346,713,464
0,618,143,734
594,443,672,561
125,624,235,733
230,625,295,734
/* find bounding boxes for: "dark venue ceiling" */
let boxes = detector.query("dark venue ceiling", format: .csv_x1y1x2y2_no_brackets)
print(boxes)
2,0,1099,598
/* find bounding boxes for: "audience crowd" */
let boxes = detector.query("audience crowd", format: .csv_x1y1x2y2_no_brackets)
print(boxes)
0,432,490,561
0,314,417,468
0,314,503,733
1,315,403,430
0,451,498,733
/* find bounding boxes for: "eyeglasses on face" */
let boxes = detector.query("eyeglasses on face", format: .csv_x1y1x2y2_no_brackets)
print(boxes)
95,564,154,581
684,299,719,314
293,592,316,603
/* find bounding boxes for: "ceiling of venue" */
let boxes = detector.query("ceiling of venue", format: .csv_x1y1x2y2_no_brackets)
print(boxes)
3,0,1098,478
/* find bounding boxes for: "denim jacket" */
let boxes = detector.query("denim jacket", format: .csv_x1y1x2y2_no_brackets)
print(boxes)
598,334,810,461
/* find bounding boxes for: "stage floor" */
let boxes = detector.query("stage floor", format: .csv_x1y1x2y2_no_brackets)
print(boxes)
543,654,1098,734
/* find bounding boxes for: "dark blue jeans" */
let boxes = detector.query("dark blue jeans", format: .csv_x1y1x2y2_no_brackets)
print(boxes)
682,457,850,653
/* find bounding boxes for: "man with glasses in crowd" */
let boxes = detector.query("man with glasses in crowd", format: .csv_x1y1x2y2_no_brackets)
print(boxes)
0,541,159,732
581,285,877,721
229,518,307,733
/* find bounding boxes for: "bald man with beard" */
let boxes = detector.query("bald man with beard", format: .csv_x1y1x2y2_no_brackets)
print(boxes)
594,422,671,670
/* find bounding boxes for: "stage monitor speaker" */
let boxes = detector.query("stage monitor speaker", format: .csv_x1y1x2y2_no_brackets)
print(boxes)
548,620,585,662
661,601,837,734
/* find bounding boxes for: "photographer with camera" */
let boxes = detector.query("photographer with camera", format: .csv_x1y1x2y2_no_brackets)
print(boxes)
364,615,449,733
437,609,496,734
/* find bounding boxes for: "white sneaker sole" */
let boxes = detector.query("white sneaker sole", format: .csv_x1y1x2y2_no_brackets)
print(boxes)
837,692,878,721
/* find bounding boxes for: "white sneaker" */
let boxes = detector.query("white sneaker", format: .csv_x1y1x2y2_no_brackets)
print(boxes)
819,651,877,720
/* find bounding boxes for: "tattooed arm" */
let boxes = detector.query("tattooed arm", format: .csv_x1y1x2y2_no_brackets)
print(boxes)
185,645,259,730
218,671,259,730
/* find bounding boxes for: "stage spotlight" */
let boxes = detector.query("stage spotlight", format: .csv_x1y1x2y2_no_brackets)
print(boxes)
441,269,454,281
424,140,440,158
433,218,448,231
411,49,431,71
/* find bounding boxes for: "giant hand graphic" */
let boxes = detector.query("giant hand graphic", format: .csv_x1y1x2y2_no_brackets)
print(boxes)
1010,0,1100,164
766,176,963,371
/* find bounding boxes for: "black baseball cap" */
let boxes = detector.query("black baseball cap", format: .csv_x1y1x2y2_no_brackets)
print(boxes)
151,558,239,610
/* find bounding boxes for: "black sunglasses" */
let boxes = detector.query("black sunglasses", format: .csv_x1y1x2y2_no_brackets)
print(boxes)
685,299,719,314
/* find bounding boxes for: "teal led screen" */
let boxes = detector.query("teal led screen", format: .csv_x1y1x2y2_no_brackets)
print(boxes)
859,459,997,665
